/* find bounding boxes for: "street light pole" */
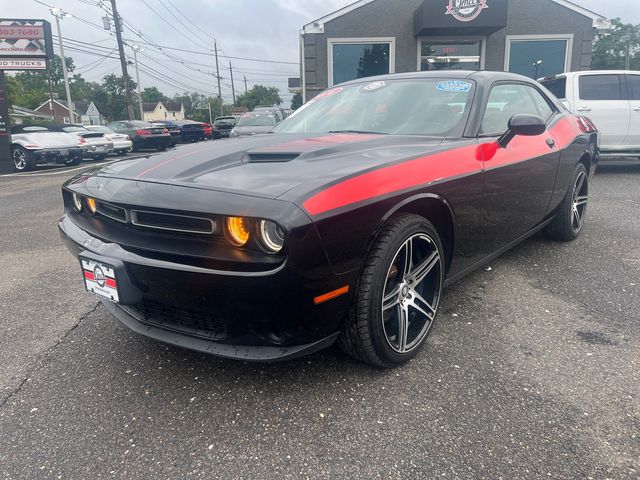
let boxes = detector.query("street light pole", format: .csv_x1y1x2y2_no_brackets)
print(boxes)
131,45,144,120
533,60,543,80
50,8,74,124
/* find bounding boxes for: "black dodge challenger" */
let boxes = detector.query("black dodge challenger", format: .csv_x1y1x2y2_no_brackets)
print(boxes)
59,71,598,367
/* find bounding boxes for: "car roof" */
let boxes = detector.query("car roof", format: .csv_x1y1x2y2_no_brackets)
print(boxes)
336,70,540,87
542,70,640,80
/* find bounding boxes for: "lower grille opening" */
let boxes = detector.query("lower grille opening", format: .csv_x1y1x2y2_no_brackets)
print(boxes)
123,299,227,341
130,210,215,235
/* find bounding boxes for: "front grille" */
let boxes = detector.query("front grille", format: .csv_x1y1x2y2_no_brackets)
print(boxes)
96,201,127,223
131,209,215,235
123,299,227,341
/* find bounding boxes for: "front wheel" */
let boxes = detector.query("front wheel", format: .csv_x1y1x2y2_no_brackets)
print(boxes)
12,146,34,172
545,163,588,241
338,214,445,368
64,155,82,166
157,145,168,152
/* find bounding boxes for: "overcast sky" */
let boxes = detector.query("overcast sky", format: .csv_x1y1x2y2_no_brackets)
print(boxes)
6,0,638,105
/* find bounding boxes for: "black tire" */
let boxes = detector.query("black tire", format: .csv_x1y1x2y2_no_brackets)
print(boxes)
338,214,445,368
545,163,588,242
157,146,168,152
12,146,35,172
93,154,107,161
65,155,82,166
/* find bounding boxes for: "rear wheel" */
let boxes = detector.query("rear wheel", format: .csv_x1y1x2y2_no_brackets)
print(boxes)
12,146,34,172
338,214,444,368
546,163,588,241
64,155,82,166
157,145,168,152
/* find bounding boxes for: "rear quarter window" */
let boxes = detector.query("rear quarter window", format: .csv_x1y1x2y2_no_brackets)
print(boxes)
540,77,566,100
579,75,623,101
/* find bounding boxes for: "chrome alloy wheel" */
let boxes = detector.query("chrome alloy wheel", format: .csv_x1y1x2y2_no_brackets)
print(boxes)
381,233,442,354
571,170,588,233
13,148,27,170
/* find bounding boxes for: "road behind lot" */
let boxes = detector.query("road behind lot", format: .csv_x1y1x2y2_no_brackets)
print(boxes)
0,157,639,479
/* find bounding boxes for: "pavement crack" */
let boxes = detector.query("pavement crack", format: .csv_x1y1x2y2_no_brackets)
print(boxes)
0,301,101,408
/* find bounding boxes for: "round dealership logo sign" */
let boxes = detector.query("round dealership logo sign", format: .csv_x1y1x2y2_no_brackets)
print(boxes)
93,265,106,287
446,0,489,22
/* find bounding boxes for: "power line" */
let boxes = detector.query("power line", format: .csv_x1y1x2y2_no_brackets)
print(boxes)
157,0,211,46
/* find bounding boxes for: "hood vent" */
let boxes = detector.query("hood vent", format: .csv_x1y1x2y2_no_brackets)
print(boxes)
245,152,301,163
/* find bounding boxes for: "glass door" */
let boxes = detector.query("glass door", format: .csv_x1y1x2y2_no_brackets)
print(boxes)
419,40,481,71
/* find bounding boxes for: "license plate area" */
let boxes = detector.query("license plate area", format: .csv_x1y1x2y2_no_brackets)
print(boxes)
80,257,119,303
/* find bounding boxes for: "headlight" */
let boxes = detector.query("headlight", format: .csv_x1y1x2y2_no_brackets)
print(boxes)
226,216,250,246
86,197,97,214
72,193,83,212
257,220,285,253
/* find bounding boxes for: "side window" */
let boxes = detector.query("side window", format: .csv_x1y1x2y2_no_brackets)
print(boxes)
528,88,555,121
626,75,640,101
480,84,544,136
579,75,623,101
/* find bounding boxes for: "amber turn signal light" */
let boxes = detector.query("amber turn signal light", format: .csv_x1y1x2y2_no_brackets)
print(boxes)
226,216,250,246
87,197,97,214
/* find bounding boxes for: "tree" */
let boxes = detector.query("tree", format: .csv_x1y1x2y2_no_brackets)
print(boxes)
291,92,303,110
141,86,166,103
592,18,640,70
96,73,137,121
236,85,282,111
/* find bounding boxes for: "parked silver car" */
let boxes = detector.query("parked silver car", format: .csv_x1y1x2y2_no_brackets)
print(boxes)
10,125,84,172
85,125,132,155
55,125,114,160
229,112,278,137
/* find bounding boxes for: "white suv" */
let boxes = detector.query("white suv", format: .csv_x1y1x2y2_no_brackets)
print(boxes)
540,71,640,158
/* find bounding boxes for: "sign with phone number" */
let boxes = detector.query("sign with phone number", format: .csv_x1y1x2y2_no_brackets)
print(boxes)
0,26,44,40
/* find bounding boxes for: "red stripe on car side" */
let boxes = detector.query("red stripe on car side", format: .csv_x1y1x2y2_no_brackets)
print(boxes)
303,117,581,216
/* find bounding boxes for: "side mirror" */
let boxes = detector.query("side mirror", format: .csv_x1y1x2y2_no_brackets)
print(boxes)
497,114,546,148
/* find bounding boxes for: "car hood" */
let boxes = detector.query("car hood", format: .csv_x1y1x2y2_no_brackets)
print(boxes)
232,125,274,136
13,132,78,148
94,133,458,202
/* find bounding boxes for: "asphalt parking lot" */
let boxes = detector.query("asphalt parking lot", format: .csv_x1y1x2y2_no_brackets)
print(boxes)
1,155,639,479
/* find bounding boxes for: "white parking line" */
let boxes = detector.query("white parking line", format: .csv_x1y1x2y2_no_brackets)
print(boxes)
0,155,149,178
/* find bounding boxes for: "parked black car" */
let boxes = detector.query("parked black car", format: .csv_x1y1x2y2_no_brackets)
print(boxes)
152,122,180,146
60,71,598,367
156,120,205,143
212,116,236,139
106,121,171,152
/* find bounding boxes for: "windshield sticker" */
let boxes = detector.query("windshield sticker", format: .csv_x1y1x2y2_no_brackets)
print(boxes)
362,81,386,92
436,81,472,93
315,87,344,100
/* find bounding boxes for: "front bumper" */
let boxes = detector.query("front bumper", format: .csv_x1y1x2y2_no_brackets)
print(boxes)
82,143,114,157
58,212,352,361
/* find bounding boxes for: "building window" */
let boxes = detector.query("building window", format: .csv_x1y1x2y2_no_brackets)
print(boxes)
505,35,573,79
328,37,395,86
419,40,481,71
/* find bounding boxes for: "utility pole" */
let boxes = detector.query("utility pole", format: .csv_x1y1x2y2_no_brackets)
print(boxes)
229,61,236,105
110,0,135,120
207,102,212,124
50,9,74,124
131,45,144,120
243,75,248,94
214,39,223,116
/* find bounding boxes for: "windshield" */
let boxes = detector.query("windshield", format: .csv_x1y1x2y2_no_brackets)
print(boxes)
276,78,475,136
215,117,235,126
89,126,112,134
237,113,276,127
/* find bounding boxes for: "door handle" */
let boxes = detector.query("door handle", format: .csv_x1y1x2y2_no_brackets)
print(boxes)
546,138,556,149
634,107,640,112
576,107,591,112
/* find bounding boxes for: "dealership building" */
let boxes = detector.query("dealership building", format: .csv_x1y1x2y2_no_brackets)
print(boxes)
298,0,610,100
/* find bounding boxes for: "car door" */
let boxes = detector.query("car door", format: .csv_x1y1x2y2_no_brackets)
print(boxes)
477,82,561,255
625,74,640,149
574,73,630,149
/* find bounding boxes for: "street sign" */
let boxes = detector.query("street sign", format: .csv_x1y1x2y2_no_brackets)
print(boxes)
0,72,12,172
0,58,47,70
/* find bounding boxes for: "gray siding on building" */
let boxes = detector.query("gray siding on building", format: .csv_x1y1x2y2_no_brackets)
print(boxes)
303,0,597,98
